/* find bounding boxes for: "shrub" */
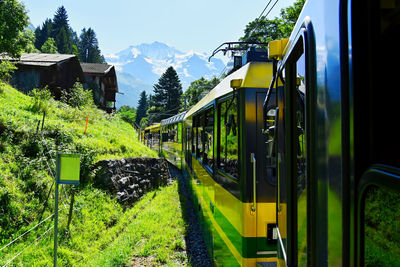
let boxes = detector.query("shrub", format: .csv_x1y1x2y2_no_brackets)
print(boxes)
29,86,52,113
118,105,136,125
0,60,17,83
61,82,94,109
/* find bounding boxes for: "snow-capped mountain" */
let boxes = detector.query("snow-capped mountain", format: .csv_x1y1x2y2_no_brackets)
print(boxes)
105,42,225,108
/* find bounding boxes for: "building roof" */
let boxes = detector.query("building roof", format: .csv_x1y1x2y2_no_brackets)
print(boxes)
80,63,113,75
0,53,77,67
161,112,186,126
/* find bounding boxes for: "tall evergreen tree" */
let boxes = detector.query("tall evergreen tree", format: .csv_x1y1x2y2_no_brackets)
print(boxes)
55,26,71,54
52,6,69,36
78,28,105,63
149,67,182,122
51,6,75,54
34,19,53,51
136,91,148,125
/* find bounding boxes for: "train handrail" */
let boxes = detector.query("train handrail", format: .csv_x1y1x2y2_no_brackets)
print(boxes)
251,153,256,212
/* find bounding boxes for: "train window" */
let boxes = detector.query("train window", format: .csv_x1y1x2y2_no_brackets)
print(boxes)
172,124,178,142
186,127,192,168
177,123,182,143
203,108,214,169
363,186,400,266
218,94,239,178
195,114,204,159
285,39,307,265
192,122,196,155
295,48,307,267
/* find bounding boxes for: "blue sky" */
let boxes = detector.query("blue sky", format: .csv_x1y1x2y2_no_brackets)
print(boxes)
22,0,295,58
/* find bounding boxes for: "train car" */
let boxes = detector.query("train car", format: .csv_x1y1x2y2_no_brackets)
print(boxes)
160,111,186,169
263,0,400,266
142,123,161,153
181,49,278,266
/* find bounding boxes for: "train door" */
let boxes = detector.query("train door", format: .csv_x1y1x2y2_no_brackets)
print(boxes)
255,90,277,257
272,79,288,267
272,36,309,267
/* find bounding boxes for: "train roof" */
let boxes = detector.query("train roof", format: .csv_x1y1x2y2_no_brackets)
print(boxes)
144,123,161,131
184,61,273,119
161,111,186,126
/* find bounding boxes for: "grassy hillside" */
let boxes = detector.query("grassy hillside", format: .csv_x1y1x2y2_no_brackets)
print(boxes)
0,82,187,265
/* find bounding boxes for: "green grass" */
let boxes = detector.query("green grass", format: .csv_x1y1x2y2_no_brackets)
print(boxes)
1,182,187,266
87,182,187,266
0,82,183,266
364,186,400,266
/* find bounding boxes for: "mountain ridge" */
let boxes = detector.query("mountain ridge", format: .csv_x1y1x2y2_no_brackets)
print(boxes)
105,41,225,108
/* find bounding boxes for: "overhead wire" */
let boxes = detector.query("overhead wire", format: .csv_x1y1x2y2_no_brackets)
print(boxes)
258,0,274,20
245,0,281,40
263,0,280,19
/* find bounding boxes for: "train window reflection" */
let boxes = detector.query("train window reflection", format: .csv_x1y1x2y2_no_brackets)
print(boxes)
203,108,214,169
363,185,400,266
186,127,192,168
195,115,204,158
218,95,239,178
192,125,196,155
295,48,307,266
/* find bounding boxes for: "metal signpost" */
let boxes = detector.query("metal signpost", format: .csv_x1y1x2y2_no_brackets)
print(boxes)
54,153,80,266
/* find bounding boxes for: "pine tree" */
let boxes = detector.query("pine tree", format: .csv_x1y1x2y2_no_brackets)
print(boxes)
34,19,53,51
78,28,105,63
52,6,69,36
149,66,182,122
55,26,71,54
164,67,183,114
51,6,76,54
136,91,148,125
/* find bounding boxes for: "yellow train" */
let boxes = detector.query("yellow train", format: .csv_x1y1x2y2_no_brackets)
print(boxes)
142,123,161,152
142,0,400,265
144,49,278,266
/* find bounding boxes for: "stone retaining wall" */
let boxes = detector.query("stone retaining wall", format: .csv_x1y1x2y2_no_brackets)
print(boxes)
94,157,172,204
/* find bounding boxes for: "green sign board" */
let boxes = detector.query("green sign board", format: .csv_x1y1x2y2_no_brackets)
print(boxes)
56,153,80,184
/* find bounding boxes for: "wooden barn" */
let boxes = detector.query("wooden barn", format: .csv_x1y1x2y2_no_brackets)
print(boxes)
1,53,84,98
80,63,118,112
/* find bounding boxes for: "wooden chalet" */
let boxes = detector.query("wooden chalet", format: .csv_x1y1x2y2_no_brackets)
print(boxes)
80,63,118,113
1,53,84,98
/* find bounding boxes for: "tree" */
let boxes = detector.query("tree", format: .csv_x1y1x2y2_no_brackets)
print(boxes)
41,38,58,54
183,77,219,109
149,67,183,122
34,19,53,50
52,6,69,36
22,29,40,53
240,18,284,45
55,26,72,54
51,6,76,54
78,28,105,63
136,91,148,125
119,105,136,125
0,0,29,57
240,0,305,44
